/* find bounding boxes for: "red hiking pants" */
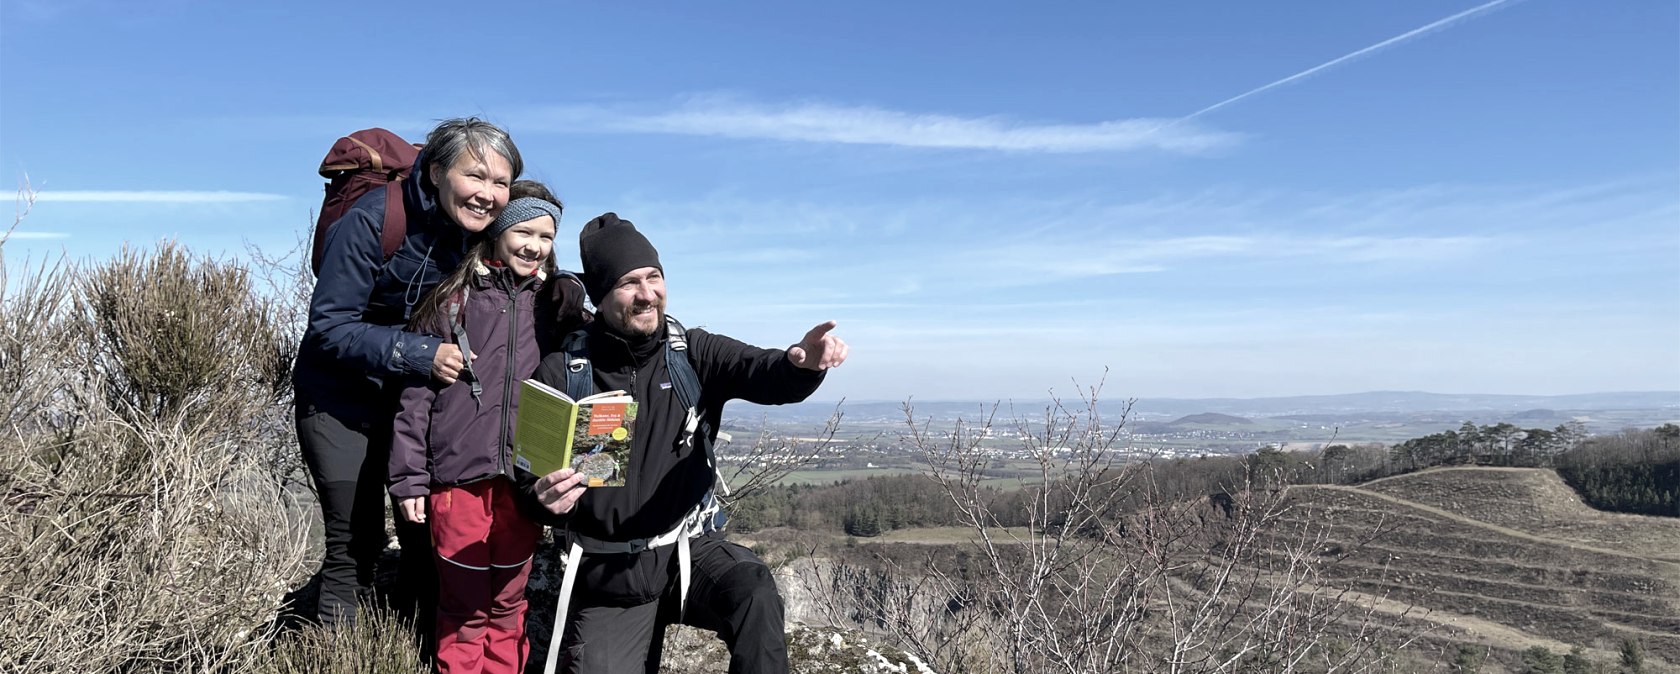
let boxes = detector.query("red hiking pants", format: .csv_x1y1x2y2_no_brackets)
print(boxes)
430,478,542,674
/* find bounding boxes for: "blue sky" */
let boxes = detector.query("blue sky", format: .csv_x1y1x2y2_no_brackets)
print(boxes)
2,0,1676,402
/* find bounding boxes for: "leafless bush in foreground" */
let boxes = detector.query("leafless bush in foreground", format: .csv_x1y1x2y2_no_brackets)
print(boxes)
802,379,1424,674
720,402,852,503
0,239,313,673
77,242,292,429
243,235,315,494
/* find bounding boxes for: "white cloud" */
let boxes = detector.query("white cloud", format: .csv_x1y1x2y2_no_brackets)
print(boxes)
2,231,69,240
523,96,1238,154
34,191,287,203
1308,235,1487,261
962,233,1490,283
603,176,1676,400
590,174,1674,324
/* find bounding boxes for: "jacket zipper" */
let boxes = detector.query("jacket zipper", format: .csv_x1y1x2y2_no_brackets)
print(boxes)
497,274,539,476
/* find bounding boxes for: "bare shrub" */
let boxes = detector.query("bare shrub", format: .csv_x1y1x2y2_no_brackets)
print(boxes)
242,236,315,494
0,256,75,434
0,239,314,673
720,403,850,502
800,554,1000,672
0,178,71,433
77,242,291,429
1,173,38,245
801,379,1424,674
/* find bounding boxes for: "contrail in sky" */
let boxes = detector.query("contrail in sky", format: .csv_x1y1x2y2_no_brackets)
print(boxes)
34,190,287,203
1182,0,1521,121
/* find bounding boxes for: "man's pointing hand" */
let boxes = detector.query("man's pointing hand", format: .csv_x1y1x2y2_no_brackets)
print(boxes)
787,320,848,371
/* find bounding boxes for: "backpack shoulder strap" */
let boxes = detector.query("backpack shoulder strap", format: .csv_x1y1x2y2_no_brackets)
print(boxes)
663,315,729,532
379,181,407,262
559,327,593,401
446,288,482,403
664,315,713,464
663,316,701,414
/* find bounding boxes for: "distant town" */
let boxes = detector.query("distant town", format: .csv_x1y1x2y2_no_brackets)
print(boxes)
714,390,1680,483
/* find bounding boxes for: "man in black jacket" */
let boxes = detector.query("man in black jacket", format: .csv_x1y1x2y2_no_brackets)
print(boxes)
524,213,847,674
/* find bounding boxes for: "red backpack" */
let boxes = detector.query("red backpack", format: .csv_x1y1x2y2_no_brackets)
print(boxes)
311,128,423,276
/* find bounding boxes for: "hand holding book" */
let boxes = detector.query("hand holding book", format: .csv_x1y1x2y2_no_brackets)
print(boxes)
533,468,589,515
512,379,637,487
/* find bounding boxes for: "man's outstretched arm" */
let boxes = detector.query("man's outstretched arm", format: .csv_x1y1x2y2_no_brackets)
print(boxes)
785,320,849,371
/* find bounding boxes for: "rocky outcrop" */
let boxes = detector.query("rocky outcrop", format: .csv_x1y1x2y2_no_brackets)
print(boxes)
522,535,934,674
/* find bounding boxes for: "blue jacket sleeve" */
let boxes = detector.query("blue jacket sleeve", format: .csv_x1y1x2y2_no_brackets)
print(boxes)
305,201,443,378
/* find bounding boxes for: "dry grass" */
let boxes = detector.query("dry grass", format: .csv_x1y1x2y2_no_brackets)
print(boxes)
1,236,317,673
257,606,428,674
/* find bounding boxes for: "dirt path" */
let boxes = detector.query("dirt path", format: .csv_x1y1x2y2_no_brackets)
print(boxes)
1292,483,1680,571
1167,562,1644,667
1354,465,1540,489
1354,466,1680,562
1307,554,1674,605
1328,585,1631,663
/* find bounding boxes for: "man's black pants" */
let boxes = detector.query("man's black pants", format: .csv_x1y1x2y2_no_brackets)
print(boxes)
296,394,435,631
559,532,786,674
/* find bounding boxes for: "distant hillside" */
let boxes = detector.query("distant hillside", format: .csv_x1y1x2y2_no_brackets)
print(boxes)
1128,391,1680,417
1171,412,1254,426
1275,468,1680,670
740,391,1680,427
1361,467,1680,560
1128,412,1258,434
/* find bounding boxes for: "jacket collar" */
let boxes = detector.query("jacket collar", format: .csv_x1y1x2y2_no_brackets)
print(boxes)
470,259,546,292
590,319,664,368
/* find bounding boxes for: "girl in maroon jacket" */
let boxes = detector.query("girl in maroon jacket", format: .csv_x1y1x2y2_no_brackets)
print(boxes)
390,182,577,674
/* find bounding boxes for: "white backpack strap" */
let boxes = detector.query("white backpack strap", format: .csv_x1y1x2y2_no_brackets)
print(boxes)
712,432,733,499
543,540,585,674
678,530,693,620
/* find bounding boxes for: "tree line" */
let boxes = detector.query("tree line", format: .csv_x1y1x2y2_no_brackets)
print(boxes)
1235,422,1678,517
1555,425,1680,516
728,453,1254,536
727,422,1680,536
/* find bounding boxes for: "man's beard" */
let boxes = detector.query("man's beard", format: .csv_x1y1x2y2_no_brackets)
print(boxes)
612,301,664,337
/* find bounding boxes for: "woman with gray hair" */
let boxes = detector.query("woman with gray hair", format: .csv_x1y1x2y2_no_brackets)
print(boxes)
295,117,524,631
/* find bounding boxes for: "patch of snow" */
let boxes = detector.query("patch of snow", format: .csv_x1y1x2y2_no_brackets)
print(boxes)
863,649,908,673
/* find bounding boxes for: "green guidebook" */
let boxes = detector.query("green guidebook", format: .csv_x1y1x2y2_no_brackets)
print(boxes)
511,379,637,487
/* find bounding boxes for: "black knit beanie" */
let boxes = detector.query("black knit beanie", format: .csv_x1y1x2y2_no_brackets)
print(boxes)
578,212,662,305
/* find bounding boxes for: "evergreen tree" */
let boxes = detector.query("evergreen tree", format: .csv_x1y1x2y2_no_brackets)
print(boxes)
1321,444,1351,483
1449,644,1484,673
1562,645,1593,674
1523,646,1563,674
844,501,884,537
1618,638,1644,673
